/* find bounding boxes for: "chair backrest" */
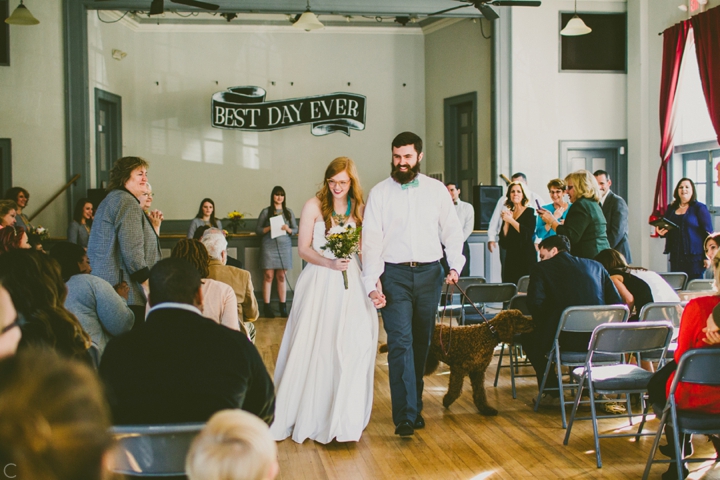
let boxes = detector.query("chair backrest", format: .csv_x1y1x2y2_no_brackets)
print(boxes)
658,272,688,291
669,349,720,394
588,321,674,355
685,279,715,292
638,302,683,329
110,423,205,476
516,275,530,294
557,304,629,334
456,276,487,292
464,283,518,304
508,294,531,316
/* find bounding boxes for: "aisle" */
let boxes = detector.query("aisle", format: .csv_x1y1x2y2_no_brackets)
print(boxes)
254,315,720,480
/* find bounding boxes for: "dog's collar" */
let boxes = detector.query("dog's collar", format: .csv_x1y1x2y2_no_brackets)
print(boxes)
486,321,500,341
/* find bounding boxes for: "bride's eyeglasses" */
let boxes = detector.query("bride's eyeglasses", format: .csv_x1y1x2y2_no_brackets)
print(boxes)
328,180,350,188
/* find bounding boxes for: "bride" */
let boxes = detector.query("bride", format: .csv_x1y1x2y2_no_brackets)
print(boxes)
270,156,380,444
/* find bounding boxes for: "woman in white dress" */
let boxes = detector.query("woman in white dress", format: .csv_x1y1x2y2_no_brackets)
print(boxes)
270,157,380,444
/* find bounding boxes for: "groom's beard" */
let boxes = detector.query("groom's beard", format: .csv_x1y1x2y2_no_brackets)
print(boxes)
391,161,420,185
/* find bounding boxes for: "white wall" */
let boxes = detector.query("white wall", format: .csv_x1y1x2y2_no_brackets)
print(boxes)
423,18,493,185
0,1,67,234
510,0,627,200
88,17,425,220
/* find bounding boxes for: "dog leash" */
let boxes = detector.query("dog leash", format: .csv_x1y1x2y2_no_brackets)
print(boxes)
438,281,499,357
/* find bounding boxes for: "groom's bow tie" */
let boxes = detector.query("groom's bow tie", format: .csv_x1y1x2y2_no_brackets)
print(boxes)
401,178,419,190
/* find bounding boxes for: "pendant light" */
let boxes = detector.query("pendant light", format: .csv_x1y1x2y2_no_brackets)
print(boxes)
293,0,323,31
5,0,40,25
560,0,591,36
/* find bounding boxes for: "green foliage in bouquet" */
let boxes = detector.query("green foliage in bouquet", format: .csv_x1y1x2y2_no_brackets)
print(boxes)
321,225,362,289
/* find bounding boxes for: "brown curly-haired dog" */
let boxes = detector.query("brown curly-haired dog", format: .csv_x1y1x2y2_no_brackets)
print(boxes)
425,309,533,416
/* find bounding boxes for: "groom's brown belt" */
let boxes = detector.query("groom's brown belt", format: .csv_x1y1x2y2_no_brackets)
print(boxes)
390,261,439,268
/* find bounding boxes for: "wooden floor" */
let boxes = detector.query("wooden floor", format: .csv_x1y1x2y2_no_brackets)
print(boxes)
255,315,720,480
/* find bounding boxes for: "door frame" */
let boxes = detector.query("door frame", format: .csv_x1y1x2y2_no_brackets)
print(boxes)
94,88,123,189
559,139,628,201
0,138,11,194
444,92,478,201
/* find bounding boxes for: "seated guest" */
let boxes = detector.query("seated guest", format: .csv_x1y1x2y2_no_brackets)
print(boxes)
520,235,622,400
49,241,134,363
4,187,29,230
188,198,222,239
648,250,720,479
0,200,17,227
0,226,31,253
594,248,680,320
141,183,163,235
0,349,113,480
535,178,570,244
201,228,259,341
186,409,279,480
703,233,720,279
99,258,275,425
67,197,94,248
170,239,242,332
194,225,243,269
0,286,20,360
0,250,92,364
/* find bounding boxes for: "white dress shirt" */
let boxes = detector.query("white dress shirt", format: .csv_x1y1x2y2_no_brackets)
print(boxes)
487,189,545,242
454,199,475,241
362,174,466,295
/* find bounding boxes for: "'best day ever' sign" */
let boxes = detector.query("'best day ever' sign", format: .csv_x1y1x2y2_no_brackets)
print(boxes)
211,86,367,136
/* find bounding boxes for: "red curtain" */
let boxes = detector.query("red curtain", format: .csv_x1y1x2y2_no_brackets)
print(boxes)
650,21,690,222
691,5,720,144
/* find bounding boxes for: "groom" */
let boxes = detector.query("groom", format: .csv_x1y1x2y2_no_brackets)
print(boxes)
363,131,466,436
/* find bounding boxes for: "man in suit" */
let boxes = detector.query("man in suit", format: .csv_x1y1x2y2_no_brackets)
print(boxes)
594,170,632,262
520,235,622,398
99,258,275,425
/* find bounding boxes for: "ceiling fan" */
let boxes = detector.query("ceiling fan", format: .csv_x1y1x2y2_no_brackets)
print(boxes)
430,0,541,21
148,0,220,15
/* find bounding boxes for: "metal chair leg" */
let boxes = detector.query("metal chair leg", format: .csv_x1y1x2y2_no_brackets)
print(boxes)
535,347,555,413
509,344,517,399
493,343,506,387
642,409,669,480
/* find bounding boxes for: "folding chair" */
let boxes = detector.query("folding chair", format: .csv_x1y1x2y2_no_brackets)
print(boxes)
439,276,486,319
516,275,530,294
110,423,205,477
684,279,715,292
638,302,684,368
643,349,720,480
461,283,517,325
535,304,630,429
658,272,688,291
493,294,534,398
563,321,674,468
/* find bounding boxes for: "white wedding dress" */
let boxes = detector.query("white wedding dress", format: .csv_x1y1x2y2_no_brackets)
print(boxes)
270,221,379,444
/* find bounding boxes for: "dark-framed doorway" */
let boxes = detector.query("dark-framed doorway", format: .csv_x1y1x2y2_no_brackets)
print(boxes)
559,140,628,202
444,92,478,203
0,139,11,194
94,88,123,189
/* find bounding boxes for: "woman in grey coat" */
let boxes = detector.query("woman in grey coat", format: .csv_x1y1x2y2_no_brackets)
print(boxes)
50,242,134,366
87,156,161,323
256,186,297,318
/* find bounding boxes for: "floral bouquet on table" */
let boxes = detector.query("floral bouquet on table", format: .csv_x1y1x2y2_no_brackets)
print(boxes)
321,225,362,290
227,211,245,234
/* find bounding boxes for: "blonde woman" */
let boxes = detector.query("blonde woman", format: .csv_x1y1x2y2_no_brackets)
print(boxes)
270,157,378,444
539,170,610,259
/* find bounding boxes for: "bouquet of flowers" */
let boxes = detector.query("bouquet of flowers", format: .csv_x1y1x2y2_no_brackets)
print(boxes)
227,211,245,234
28,225,49,241
321,225,362,289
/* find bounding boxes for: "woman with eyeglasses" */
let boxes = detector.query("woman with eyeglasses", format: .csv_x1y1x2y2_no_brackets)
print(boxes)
256,186,297,318
0,200,17,228
188,197,222,239
270,157,378,444
538,170,610,259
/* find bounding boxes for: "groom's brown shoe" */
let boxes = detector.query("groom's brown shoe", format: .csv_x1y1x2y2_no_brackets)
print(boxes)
395,420,414,436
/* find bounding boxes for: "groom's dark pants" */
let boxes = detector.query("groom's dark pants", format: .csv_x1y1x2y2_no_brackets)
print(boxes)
381,261,444,426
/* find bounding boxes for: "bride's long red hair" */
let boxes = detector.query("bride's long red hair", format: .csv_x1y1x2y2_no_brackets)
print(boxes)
315,157,364,233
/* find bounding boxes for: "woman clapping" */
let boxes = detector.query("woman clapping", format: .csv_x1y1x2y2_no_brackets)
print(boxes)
499,181,537,285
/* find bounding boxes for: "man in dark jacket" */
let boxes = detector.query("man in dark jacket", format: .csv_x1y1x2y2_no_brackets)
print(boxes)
594,170,632,262
100,258,275,425
520,235,622,394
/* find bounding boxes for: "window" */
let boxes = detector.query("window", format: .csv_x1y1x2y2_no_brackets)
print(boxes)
560,12,627,72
